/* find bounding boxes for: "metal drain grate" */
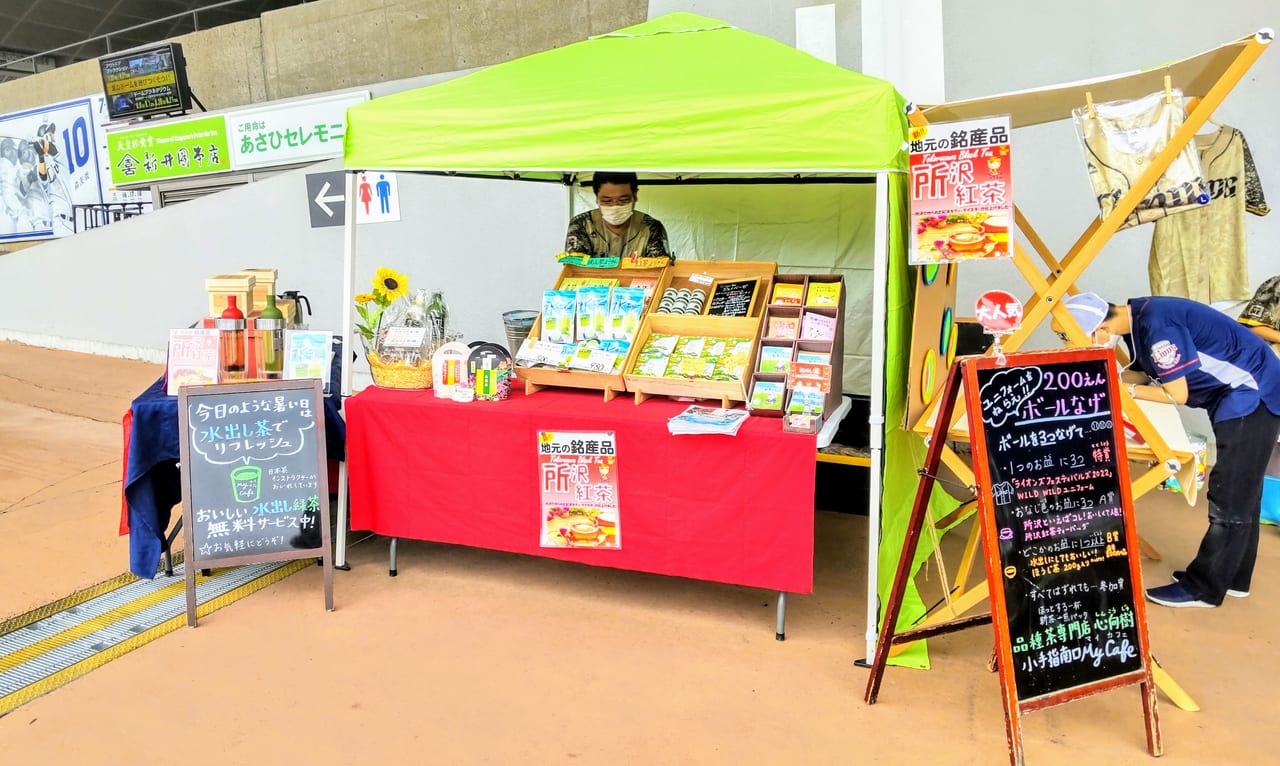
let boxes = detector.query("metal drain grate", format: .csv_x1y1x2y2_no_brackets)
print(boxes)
0,558,310,715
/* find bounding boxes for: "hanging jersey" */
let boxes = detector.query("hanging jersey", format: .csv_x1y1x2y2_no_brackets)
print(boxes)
1148,126,1268,302
1238,274,1280,356
1127,296,1280,422
1073,89,1208,229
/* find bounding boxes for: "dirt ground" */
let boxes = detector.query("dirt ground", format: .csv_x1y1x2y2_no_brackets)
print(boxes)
0,340,1275,765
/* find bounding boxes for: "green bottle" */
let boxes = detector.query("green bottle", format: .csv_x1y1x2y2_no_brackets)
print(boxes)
258,294,285,379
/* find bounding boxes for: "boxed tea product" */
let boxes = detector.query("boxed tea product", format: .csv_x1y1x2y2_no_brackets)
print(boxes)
749,380,786,410
632,333,678,376
713,339,754,381
759,346,791,374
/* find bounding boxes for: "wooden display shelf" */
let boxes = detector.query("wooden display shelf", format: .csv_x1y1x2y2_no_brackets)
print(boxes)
749,274,846,421
624,313,761,407
515,264,670,401
655,260,776,319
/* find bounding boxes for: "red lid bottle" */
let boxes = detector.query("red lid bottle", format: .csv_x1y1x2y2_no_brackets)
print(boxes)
217,296,247,380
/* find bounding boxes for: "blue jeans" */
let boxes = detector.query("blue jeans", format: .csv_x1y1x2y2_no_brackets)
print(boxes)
1181,403,1280,604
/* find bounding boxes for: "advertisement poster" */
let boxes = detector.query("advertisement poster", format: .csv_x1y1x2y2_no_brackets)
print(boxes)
166,328,220,394
909,116,1014,265
538,430,621,549
1,97,105,241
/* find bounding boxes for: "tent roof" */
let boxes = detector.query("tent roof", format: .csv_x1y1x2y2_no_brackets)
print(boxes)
920,30,1271,129
342,13,908,180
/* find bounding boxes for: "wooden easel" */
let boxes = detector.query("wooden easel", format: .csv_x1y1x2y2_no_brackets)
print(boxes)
867,351,1162,765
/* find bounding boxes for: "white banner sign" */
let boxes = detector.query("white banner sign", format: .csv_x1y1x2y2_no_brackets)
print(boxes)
227,91,369,171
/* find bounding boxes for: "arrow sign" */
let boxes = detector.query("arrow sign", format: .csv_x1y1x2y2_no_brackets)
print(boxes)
313,181,343,216
304,171,347,228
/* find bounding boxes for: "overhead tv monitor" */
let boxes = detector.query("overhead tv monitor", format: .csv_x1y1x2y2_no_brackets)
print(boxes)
99,42,192,121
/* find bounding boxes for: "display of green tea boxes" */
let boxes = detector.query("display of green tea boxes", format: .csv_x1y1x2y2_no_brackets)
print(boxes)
629,333,752,382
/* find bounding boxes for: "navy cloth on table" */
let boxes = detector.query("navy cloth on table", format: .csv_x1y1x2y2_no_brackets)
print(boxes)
123,342,346,578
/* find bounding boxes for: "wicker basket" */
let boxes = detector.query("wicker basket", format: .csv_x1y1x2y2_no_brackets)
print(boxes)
367,353,432,389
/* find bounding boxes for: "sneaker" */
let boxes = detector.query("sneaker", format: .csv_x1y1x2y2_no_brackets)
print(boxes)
1145,582,1216,608
1172,570,1249,598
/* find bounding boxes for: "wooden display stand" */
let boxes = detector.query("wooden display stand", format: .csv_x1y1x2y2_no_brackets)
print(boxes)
625,313,763,407
625,260,776,406
516,263,670,401
748,274,846,422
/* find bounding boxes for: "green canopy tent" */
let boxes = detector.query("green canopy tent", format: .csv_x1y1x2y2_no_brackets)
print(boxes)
340,12,947,666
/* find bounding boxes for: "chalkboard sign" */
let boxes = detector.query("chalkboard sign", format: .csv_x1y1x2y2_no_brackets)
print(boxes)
706,278,760,317
177,379,334,625
964,349,1153,705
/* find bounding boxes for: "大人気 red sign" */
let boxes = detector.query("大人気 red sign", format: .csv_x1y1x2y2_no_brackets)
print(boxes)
975,290,1023,333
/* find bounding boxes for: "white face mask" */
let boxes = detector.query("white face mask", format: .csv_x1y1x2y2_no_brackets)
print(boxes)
599,203,634,227
1095,332,1121,349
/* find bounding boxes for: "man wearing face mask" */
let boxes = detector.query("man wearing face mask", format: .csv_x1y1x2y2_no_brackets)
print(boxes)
1060,292,1280,609
564,171,673,263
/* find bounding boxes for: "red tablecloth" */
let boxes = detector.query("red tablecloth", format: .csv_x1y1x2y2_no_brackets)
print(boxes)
346,385,816,593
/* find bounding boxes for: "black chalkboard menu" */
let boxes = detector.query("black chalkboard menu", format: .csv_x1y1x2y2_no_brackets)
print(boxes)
177,379,334,625
707,278,759,317
964,349,1152,705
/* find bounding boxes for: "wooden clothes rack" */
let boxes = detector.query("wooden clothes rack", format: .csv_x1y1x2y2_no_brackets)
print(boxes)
887,30,1272,710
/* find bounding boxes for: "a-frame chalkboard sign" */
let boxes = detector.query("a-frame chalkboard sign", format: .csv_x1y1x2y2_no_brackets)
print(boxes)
864,349,1160,765
177,379,334,626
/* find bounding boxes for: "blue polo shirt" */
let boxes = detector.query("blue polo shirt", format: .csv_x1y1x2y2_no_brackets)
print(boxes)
1127,296,1280,422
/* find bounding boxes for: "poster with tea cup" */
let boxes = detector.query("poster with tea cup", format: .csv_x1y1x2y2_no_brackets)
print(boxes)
538,430,621,549
908,115,1013,265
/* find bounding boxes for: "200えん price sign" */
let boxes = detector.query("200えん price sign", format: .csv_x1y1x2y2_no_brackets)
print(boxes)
971,354,1145,702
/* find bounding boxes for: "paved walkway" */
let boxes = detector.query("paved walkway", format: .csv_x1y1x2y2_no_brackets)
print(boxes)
0,341,1274,765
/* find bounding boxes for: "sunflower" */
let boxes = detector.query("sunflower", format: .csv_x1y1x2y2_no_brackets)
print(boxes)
373,267,409,302
354,292,376,305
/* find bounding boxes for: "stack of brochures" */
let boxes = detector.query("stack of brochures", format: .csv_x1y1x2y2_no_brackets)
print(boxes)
667,405,750,436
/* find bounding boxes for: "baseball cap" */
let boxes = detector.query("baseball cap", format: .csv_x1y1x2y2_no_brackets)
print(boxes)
1062,292,1109,335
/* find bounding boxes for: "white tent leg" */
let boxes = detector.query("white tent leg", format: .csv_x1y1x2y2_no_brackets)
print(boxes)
335,170,359,570
863,171,890,663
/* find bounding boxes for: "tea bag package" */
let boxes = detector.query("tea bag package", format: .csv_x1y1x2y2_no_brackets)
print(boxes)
576,286,611,342
607,287,646,341
542,290,577,343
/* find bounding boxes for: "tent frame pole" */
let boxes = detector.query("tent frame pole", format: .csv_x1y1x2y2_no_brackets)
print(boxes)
864,171,890,662
335,170,359,569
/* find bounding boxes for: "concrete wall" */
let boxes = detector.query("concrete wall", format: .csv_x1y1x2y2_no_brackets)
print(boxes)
0,0,647,113
940,1,1280,322
4,0,1277,397
649,0,863,71
0,158,566,362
